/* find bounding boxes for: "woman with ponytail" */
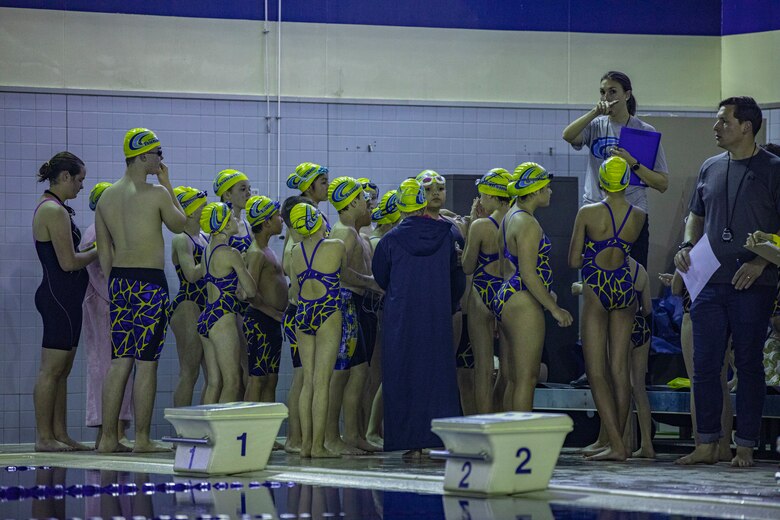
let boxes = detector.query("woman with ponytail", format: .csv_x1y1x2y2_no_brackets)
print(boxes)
562,71,669,268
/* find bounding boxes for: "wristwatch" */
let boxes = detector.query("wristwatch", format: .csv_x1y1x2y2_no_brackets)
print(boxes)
677,241,694,251
631,161,641,171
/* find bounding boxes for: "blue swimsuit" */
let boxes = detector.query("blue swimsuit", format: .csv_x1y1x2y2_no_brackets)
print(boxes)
197,244,241,338
472,216,504,311
294,239,342,335
493,210,553,321
581,202,636,311
172,232,208,311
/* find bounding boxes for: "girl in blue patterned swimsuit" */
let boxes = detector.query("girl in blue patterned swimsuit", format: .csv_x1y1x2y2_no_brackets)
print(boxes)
497,163,573,413
197,202,257,404
569,156,646,462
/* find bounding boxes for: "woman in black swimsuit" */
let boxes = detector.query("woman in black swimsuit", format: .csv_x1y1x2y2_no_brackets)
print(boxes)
32,152,98,452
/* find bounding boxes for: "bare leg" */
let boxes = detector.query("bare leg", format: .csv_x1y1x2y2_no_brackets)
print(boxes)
200,335,222,405
132,360,170,453
342,363,377,451
285,367,304,453
629,342,655,458
680,313,698,441
244,376,263,402
581,289,626,462
211,315,242,403
52,349,90,450
607,307,636,458
325,369,367,455
171,302,204,407
260,373,278,402
469,292,496,414
504,293,545,411
499,326,515,412
311,313,342,458
35,348,73,452
96,357,135,453
366,384,384,447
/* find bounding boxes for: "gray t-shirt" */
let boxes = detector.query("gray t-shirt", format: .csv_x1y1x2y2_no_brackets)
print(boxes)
572,115,669,212
689,148,780,286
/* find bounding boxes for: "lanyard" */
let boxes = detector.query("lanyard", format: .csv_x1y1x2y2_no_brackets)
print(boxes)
724,145,757,234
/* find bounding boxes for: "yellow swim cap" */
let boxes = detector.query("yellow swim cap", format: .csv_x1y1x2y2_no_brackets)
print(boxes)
200,202,233,235
396,179,428,212
123,128,160,158
246,195,280,228
358,177,378,196
509,162,552,197
287,162,328,193
599,156,631,193
371,190,400,225
416,170,446,186
328,176,364,211
475,168,512,197
290,203,323,237
213,169,249,198
174,186,208,216
89,182,112,211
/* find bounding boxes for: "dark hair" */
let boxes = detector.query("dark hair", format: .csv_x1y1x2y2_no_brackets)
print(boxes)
601,71,636,116
125,156,136,167
719,96,762,136
281,195,312,227
762,143,780,157
37,152,85,183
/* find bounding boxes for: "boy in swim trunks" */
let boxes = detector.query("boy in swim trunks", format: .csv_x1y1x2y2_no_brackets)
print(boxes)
95,128,187,453
325,176,382,455
244,195,288,403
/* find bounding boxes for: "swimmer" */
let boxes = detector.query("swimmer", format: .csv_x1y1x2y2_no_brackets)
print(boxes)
325,176,382,455
569,156,646,461
33,152,97,452
461,168,513,414
287,162,331,230
496,163,573,413
197,202,257,404
243,195,288,403
357,177,379,240
170,187,209,407
96,128,187,453
290,203,348,458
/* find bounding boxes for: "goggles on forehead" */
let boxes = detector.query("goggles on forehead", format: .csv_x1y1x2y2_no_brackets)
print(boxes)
419,173,445,187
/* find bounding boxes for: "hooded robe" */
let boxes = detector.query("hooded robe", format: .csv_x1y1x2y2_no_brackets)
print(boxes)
372,216,466,451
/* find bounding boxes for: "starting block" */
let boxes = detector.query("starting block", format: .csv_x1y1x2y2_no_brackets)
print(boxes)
164,401,288,475
431,412,572,495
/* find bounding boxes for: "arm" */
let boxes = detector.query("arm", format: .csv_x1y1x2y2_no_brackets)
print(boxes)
44,204,97,271
513,219,572,327
450,239,467,312
95,205,114,277
637,266,652,316
461,219,483,275
610,147,669,193
371,240,390,290
231,249,257,299
173,235,204,283
674,212,704,272
562,103,613,145
568,209,586,269
156,163,187,234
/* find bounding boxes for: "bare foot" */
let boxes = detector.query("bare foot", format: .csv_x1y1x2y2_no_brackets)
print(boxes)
631,446,656,459
582,441,609,457
35,439,73,452
311,447,341,458
325,439,368,456
366,433,384,448
284,442,302,454
675,443,718,465
402,449,423,461
273,441,284,451
133,440,172,453
56,436,92,451
718,443,733,462
730,446,754,467
344,436,381,452
300,447,311,458
586,447,627,462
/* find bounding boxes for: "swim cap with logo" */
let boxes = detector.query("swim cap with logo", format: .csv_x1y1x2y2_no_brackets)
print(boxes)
213,169,249,198
246,195,280,228
89,182,112,211
200,202,233,235
290,203,323,237
123,128,161,158
509,162,553,197
287,162,328,193
598,156,631,193
371,190,400,224
396,179,428,212
328,176,364,211
475,168,512,197
174,186,208,216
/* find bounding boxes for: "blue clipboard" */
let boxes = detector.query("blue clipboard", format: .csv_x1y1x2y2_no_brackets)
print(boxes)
619,126,661,187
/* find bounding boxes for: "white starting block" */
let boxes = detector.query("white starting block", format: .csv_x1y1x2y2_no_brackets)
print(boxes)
431,412,572,495
164,401,288,475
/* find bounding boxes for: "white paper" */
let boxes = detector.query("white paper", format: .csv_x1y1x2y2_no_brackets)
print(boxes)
680,234,720,302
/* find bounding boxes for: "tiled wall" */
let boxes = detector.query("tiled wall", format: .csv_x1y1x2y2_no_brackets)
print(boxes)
2,89,778,444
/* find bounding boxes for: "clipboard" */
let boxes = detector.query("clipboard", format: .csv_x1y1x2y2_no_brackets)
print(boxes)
619,126,661,187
